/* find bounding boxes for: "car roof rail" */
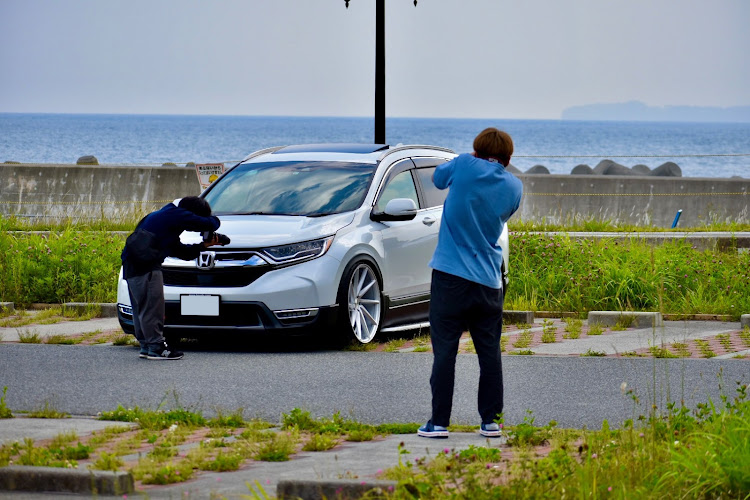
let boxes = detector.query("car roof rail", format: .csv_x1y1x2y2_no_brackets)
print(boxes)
378,144,455,161
240,146,286,163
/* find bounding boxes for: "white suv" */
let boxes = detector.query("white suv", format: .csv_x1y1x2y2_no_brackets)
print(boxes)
117,144,510,344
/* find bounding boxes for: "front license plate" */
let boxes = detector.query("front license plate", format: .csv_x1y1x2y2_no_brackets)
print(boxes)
180,295,220,316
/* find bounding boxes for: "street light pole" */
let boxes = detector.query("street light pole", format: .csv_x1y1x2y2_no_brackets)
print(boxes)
345,0,417,144
374,0,385,144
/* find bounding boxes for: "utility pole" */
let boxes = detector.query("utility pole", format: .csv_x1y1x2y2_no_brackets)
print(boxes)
345,0,418,144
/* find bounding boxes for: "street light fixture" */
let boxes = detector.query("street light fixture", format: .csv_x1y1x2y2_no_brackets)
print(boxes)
344,1,417,144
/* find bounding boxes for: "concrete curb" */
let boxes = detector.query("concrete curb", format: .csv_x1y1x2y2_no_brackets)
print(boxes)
0,303,117,318
503,310,534,324
742,314,750,329
277,479,398,500
62,302,118,318
0,465,134,495
587,311,663,328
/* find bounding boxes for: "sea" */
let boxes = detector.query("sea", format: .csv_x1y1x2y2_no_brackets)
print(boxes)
1,113,749,178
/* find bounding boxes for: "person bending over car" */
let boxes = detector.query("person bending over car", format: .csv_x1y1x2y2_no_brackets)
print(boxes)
121,196,226,360
419,128,523,439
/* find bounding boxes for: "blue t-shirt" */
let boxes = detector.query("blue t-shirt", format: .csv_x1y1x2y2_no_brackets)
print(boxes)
428,153,523,289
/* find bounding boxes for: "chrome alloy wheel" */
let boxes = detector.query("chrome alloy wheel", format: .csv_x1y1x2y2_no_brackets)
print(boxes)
347,263,381,343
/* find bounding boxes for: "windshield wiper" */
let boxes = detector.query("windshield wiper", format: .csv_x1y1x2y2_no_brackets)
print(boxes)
305,212,335,218
235,211,298,216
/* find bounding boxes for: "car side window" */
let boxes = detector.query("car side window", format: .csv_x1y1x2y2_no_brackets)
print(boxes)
415,167,448,208
374,170,419,212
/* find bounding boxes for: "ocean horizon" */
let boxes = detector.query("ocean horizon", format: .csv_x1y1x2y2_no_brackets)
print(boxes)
2,112,749,178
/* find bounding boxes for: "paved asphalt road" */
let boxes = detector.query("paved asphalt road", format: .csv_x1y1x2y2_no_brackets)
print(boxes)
1,343,747,429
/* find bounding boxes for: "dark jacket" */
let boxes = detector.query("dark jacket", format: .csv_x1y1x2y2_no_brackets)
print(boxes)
121,203,220,279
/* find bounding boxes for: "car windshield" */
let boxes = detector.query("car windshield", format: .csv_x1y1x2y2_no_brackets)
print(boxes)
203,161,376,216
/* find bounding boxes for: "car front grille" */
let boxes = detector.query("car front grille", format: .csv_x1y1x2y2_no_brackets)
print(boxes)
163,267,269,287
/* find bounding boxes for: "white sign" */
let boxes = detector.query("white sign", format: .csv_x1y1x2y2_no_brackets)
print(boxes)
195,163,225,190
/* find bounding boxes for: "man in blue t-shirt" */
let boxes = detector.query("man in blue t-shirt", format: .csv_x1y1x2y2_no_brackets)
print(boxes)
418,128,523,439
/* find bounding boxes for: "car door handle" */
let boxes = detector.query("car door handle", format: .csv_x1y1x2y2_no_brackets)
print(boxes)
422,216,436,226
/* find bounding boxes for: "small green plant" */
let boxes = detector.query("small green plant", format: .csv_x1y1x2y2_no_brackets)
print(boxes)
44,334,77,345
562,317,583,339
137,460,195,485
112,334,137,346
587,323,604,336
463,339,476,353
694,339,716,358
28,401,68,419
0,387,13,419
512,326,533,348
343,340,379,352
254,431,298,462
207,408,246,428
282,408,318,431
510,349,534,355
17,329,42,343
383,338,407,352
411,334,431,352
649,345,678,358
506,410,556,447
458,444,502,462
99,404,205,430
615,314,636,330
716,333,733,352
346,427,377,442
541,319,558,343
199,450,244,471
302,433,338,452
375,422,420,434
740,327,750,347
670,342,692,357
500,335,509,352
90,452,124,471
581,348,606,357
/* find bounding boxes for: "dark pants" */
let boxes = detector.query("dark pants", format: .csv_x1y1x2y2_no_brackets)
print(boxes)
126,270,166,352
428,269,504,427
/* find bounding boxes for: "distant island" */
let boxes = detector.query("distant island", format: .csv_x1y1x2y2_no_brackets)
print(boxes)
561,101,750,123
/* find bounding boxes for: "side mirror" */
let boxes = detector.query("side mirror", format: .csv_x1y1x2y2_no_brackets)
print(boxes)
371,198,418,222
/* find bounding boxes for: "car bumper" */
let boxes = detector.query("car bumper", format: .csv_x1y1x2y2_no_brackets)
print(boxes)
117,301,339,336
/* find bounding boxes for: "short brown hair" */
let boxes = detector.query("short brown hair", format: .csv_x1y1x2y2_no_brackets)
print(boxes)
473,128,513,166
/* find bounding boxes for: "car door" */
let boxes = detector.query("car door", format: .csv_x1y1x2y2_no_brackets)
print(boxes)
372,159,435,306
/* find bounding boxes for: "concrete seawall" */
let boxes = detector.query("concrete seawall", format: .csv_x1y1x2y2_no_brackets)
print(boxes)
1,163,748,227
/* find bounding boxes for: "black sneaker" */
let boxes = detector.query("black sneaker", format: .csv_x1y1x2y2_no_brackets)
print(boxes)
146,343,184,360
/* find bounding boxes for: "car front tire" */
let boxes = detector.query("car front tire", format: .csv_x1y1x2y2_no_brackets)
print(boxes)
336,259,382,344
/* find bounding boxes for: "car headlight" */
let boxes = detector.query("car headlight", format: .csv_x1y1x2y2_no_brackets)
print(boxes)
261,236,334,264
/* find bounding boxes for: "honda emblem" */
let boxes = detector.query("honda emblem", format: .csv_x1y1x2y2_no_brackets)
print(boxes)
197,251,216,270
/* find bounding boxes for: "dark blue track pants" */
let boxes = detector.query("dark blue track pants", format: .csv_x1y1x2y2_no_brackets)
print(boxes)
428,269,504,427
126,270,166,352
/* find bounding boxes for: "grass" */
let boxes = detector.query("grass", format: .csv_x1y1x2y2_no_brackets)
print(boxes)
3,384,748,498
540,319,557,343
512,326,533,349
587,323,604,336
27,401,69,419
509,218,750,233
562,317,583,339
17,329,42,343
694,339,717,358
3,223,749,318
0,387,13,419
582,348,607,357
378,383,750,499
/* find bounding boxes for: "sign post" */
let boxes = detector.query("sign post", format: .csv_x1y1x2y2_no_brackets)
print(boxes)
195,163,225,191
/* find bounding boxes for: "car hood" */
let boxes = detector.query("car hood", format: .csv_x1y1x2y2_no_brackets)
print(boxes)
180,212,355,247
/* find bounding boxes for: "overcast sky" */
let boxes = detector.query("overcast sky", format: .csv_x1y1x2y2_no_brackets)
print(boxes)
1,0,748,120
